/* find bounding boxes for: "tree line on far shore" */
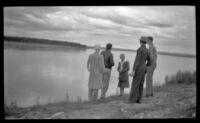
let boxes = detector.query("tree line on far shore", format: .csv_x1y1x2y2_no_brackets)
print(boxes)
4,36,87,48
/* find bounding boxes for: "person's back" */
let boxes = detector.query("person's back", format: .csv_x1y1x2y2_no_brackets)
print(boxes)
133,45,149,72
139,46,149,65
87,44,104,102
149,44,157,65
100,50,114,69
89,53,104,73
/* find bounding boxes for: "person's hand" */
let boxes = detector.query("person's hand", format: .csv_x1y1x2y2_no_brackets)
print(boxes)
103,68,106,74
87,67,91,72
129,71,135,77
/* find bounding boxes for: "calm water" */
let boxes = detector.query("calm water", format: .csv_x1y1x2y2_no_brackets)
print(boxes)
4,48,196,107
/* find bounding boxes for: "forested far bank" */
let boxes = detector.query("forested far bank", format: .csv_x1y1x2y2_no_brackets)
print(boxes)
4,36,87,49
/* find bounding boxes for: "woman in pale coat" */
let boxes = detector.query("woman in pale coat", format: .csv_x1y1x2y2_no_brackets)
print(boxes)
87,44,105,102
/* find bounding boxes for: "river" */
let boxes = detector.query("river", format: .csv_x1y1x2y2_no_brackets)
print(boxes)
4,48,196,107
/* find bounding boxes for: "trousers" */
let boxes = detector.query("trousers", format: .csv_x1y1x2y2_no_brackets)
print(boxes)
146,63,157,96
101,68,111,98
129,65,147,102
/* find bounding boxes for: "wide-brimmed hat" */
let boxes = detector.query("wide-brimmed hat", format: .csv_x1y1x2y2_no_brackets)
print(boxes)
94,44,101,50
139,36,147,43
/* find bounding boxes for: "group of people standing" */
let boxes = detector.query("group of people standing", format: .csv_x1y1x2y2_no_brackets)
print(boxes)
87,36,157,104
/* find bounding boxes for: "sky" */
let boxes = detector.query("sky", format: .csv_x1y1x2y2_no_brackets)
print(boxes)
4,6,196,54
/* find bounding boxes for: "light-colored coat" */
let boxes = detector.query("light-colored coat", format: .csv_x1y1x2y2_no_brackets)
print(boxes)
87,53,105,89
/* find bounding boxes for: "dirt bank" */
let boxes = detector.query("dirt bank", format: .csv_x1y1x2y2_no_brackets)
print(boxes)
5,83,196,119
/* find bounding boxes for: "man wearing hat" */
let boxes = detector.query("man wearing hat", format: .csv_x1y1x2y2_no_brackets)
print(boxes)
129,36,150,103
145,36,157,97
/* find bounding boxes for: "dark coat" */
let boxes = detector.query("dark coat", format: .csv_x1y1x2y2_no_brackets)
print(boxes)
117,61,130,88
129,45,150,102
132,45,150,73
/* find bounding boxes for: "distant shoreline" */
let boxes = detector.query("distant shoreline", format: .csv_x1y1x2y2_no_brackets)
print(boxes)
4,36,87,50
87,46,196,58
4,36,196,58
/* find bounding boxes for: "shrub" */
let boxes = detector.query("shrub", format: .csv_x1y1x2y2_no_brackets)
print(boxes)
165,70,196,84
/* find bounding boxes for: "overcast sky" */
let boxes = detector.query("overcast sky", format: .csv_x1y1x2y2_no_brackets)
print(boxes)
4,6,196,54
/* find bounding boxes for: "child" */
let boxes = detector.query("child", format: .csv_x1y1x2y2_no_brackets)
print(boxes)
117,54,130,96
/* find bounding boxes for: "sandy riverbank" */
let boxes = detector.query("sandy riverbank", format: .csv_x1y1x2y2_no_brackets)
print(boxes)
5,83,196,119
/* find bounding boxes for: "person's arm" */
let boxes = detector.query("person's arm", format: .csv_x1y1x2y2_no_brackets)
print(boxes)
154,47,157,59
99,55,105,74
110,54,114,67
150,46,157,60
130,49,141,77
146,50,151,66
87,55,91,72
149,46,155,59
117,62,120,72
100,51,103,55
133,48,141,71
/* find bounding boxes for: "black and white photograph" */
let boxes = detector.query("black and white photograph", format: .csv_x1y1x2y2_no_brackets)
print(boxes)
4,6,196,119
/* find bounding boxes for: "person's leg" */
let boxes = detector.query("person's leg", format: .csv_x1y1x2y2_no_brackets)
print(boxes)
92,89,98,102
150,64,156,96
150,70,154,97
101,68,111,99
93,89,98,102
118,82,121,96
129,72,142,103
101,72,106,99
146,66,153,97
105,69,111,95
138,73,146,102
120,87,124,96
88,88,92,102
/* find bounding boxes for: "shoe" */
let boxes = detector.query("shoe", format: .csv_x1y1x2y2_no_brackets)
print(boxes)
127,101,134,104
146,93,152,97
100,97,105,101
127,99,139,104
136,100,141,103
145,95,150,98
